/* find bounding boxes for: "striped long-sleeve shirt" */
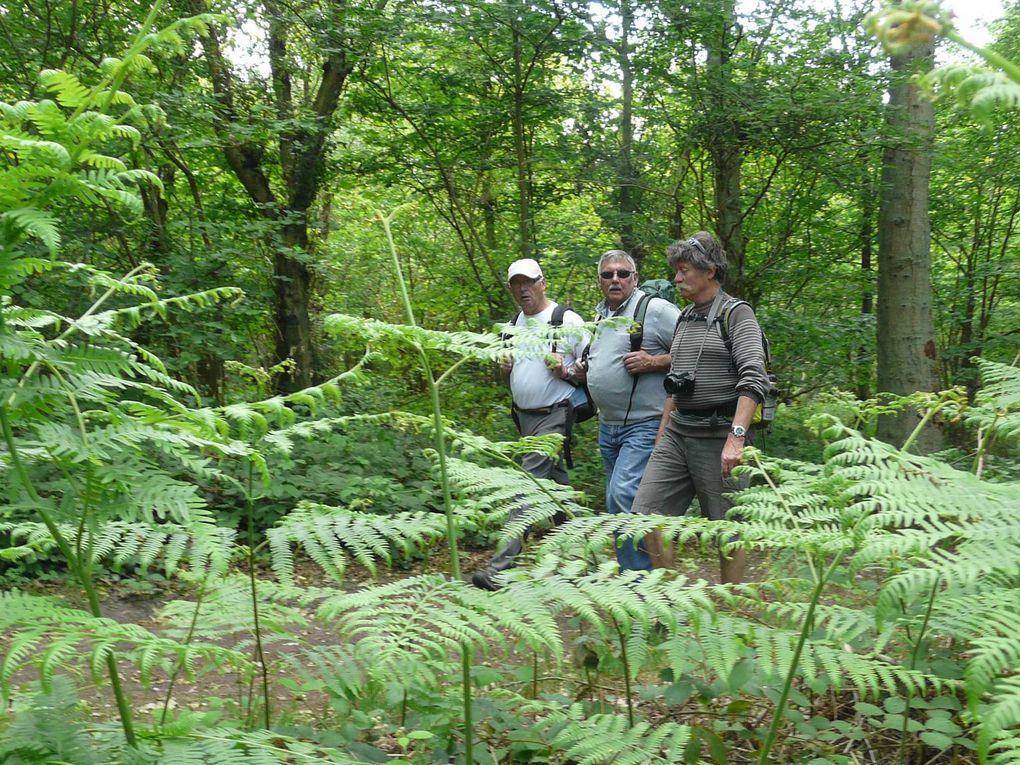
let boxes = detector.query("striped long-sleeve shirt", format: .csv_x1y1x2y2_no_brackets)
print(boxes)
668,291,770,434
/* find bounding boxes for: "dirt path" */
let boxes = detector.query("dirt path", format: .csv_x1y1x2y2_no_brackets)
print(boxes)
2,541,767,727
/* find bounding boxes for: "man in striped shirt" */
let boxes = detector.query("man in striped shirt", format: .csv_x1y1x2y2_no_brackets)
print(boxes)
630,233,770,584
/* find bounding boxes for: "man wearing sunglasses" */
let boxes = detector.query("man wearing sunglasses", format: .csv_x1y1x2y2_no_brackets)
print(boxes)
585,250,681,571
471,257,587,590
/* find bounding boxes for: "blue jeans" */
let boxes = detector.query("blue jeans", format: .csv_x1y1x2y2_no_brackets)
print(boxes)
599,418,659,572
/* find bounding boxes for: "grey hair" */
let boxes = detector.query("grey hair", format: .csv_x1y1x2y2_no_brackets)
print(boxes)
597,249,637,273
666,232,728,282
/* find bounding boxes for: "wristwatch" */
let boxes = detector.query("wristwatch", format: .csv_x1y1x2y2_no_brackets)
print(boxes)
730,424,747,438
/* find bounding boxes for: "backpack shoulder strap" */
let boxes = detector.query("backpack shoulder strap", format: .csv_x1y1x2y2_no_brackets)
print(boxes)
632,293,653,325
629,293,652,352
548,303,571,354
673,302,697,338
717,299,771,367
550,303,568,326
501,311,522,342
717,298,749,349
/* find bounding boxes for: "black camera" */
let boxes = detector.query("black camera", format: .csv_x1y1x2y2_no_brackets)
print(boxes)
664,371,696,396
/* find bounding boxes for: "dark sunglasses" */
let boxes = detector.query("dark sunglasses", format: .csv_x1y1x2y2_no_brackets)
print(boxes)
599,269,633,280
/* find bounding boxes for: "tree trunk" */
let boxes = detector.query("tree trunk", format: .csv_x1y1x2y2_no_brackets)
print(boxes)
857,167,875,400
876,38,942,451
703,0,746,298
511,26,531,258
191,0,358,392
616,0,640,259
275,221,314,390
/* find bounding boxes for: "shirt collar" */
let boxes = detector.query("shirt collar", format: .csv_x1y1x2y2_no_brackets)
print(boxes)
596,289,640,319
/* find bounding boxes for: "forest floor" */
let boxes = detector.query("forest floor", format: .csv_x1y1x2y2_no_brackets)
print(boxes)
2,540,769,729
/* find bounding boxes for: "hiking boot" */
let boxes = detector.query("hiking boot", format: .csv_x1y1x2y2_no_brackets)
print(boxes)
471,568,503,591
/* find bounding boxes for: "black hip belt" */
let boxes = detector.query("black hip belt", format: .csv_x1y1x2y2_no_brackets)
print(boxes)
675,400,737,418
512,399,570,416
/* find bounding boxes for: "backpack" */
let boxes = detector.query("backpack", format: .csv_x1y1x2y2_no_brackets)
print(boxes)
626,286,672,355
506,304,597,424
637,278,676,305
674,297,779,429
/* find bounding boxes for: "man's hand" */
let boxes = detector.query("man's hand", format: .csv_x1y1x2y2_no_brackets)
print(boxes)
721,433,745,477
547,352,568,379
623,351,668,375
497,352,513,381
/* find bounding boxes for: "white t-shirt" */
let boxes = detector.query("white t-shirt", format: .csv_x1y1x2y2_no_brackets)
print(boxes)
508,302,587,410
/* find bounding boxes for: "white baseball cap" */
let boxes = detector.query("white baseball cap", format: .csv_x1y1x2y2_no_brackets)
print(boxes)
507,258,543,281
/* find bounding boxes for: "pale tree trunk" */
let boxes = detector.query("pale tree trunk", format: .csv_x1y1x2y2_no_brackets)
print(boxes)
616,0,640,260
511,26,532,258
876,38,942,451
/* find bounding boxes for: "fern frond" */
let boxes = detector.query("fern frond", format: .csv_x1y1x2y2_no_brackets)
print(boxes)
0,130,72,168
0,677,102,764
267,501,450,584
508,558,715,641
442,455,588,541
323,313,504,363
990,731,1020,765
0,591,252,695
545,705,695,765
0,519,234,576
38,69,93,108
279,644,366,703
925,65,1020,120
317,575,561,685
158,727,365,764
0,207,61,253
981,676,1020,762
156,575,310,652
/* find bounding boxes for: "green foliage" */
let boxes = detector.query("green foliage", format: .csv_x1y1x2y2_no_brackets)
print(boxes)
267,502,452,585
0,676,109,764
318,574,562,686
0,520,234,575
870,0,1020,121
0,590,251,696
548,706,695,765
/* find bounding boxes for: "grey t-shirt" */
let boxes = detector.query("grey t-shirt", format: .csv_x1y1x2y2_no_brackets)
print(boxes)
587,291,682,425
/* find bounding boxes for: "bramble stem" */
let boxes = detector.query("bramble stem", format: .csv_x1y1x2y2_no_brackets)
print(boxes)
0,406,137,746
246,460,272,728
757,552,844,765
374,203,472,765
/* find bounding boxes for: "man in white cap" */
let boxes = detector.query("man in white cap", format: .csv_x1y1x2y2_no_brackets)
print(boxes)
471,258,587,590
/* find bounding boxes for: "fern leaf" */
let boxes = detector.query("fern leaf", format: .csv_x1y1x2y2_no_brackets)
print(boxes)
38,69,93,108
0,207,61,253
268,501,449,584
547,706,694,765
318,575,561,686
